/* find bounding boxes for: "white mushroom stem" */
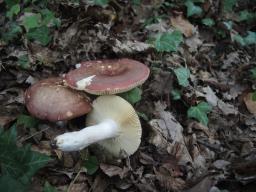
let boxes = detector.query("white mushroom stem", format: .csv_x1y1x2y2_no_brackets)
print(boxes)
54,119,119,151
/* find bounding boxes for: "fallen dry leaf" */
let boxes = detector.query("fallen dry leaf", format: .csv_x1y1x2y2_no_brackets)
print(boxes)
244,93,256,115
171,15,196,37
217,100,238,115
149,101,193,165
184,176,214,192
100,163,129,179
113,39,152,53
0,115,16,128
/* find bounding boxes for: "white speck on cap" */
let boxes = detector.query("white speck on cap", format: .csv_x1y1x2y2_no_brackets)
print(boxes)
75,63,81,68
76,75,96,90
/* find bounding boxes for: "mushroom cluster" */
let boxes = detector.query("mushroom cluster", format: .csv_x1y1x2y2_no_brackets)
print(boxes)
25,58,150,158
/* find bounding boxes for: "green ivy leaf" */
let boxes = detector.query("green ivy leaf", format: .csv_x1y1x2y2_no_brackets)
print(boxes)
171,89,181,100
92,0,109,7
43,181,57,192
132,0,140,6
1,22,22,42
238,10,256,22
185,0,202,17
153,30,183,52
16,114,38,128
244,31,256,45
84,156,99,175
0,125,51,188
4,0,20,8
233,31,256,46
22,14,41,31
196,102,212,113
6,4,20,20
173,67,190,87
251,91,256,101
18,55,30,69
223,21,233,30
223,0,237,12
0,175,27,192
40,9,61,27
232,34,245,46
119,87,142,105
26,26,51,45
201,18,215,26
187,102,212,125
250,68,256,79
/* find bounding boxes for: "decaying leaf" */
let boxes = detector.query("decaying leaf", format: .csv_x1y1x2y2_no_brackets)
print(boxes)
0,116,16,128
217,100,238,115
113,39,152,53
100,163,129,179
244,92,256,115
184,176,214,192
171,14,196,37
149,101,193,165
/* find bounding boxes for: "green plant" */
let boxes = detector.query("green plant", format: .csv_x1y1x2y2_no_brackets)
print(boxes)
185,0,203,17
83,156,99,175
0,125,51,192
151,30,183,52
173,67,190,87
119,87,142,105
43,182,57,192
2,0,60,45
187,102,212,125
232,31,256,46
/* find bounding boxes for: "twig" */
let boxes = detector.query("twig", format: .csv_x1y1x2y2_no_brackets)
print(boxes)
67,168,83,192
19,127,50,143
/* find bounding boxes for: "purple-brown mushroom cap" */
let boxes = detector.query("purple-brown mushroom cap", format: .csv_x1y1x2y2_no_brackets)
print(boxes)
64,58,150,95
25,77,92,121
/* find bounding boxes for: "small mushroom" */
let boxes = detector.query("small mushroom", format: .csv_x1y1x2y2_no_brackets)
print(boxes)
53,95,141,157
25,77,92,121
64,58,150,95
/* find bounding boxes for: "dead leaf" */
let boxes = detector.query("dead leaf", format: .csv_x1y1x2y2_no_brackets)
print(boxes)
149,102,193,165
196,86,218,106
139,152,155,165
213,160,230,170
90,174,109,192
150,70,173,96
0,116,16,128
100,163,129,179
154,167,186,191
171,15,196,37
222,52,240,69
185,32,203,52
145,20,168,33
30,43,59,66
184,176,214,192
217,100,238,115
244,93,256,115
113,39,152,53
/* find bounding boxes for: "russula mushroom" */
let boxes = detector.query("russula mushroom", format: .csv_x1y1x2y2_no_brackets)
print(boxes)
53,95,141,157
25,77,92,121
64,58,150,95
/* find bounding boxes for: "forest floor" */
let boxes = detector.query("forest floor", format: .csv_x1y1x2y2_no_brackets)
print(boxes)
0,0,256,192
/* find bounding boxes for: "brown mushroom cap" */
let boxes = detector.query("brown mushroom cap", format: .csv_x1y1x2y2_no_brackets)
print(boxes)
25,77,92,121
64,58,150,95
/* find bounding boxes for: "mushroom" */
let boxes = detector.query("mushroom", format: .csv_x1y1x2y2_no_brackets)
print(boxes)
25,77,92,121
53,95,141,157
64,58,150,95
